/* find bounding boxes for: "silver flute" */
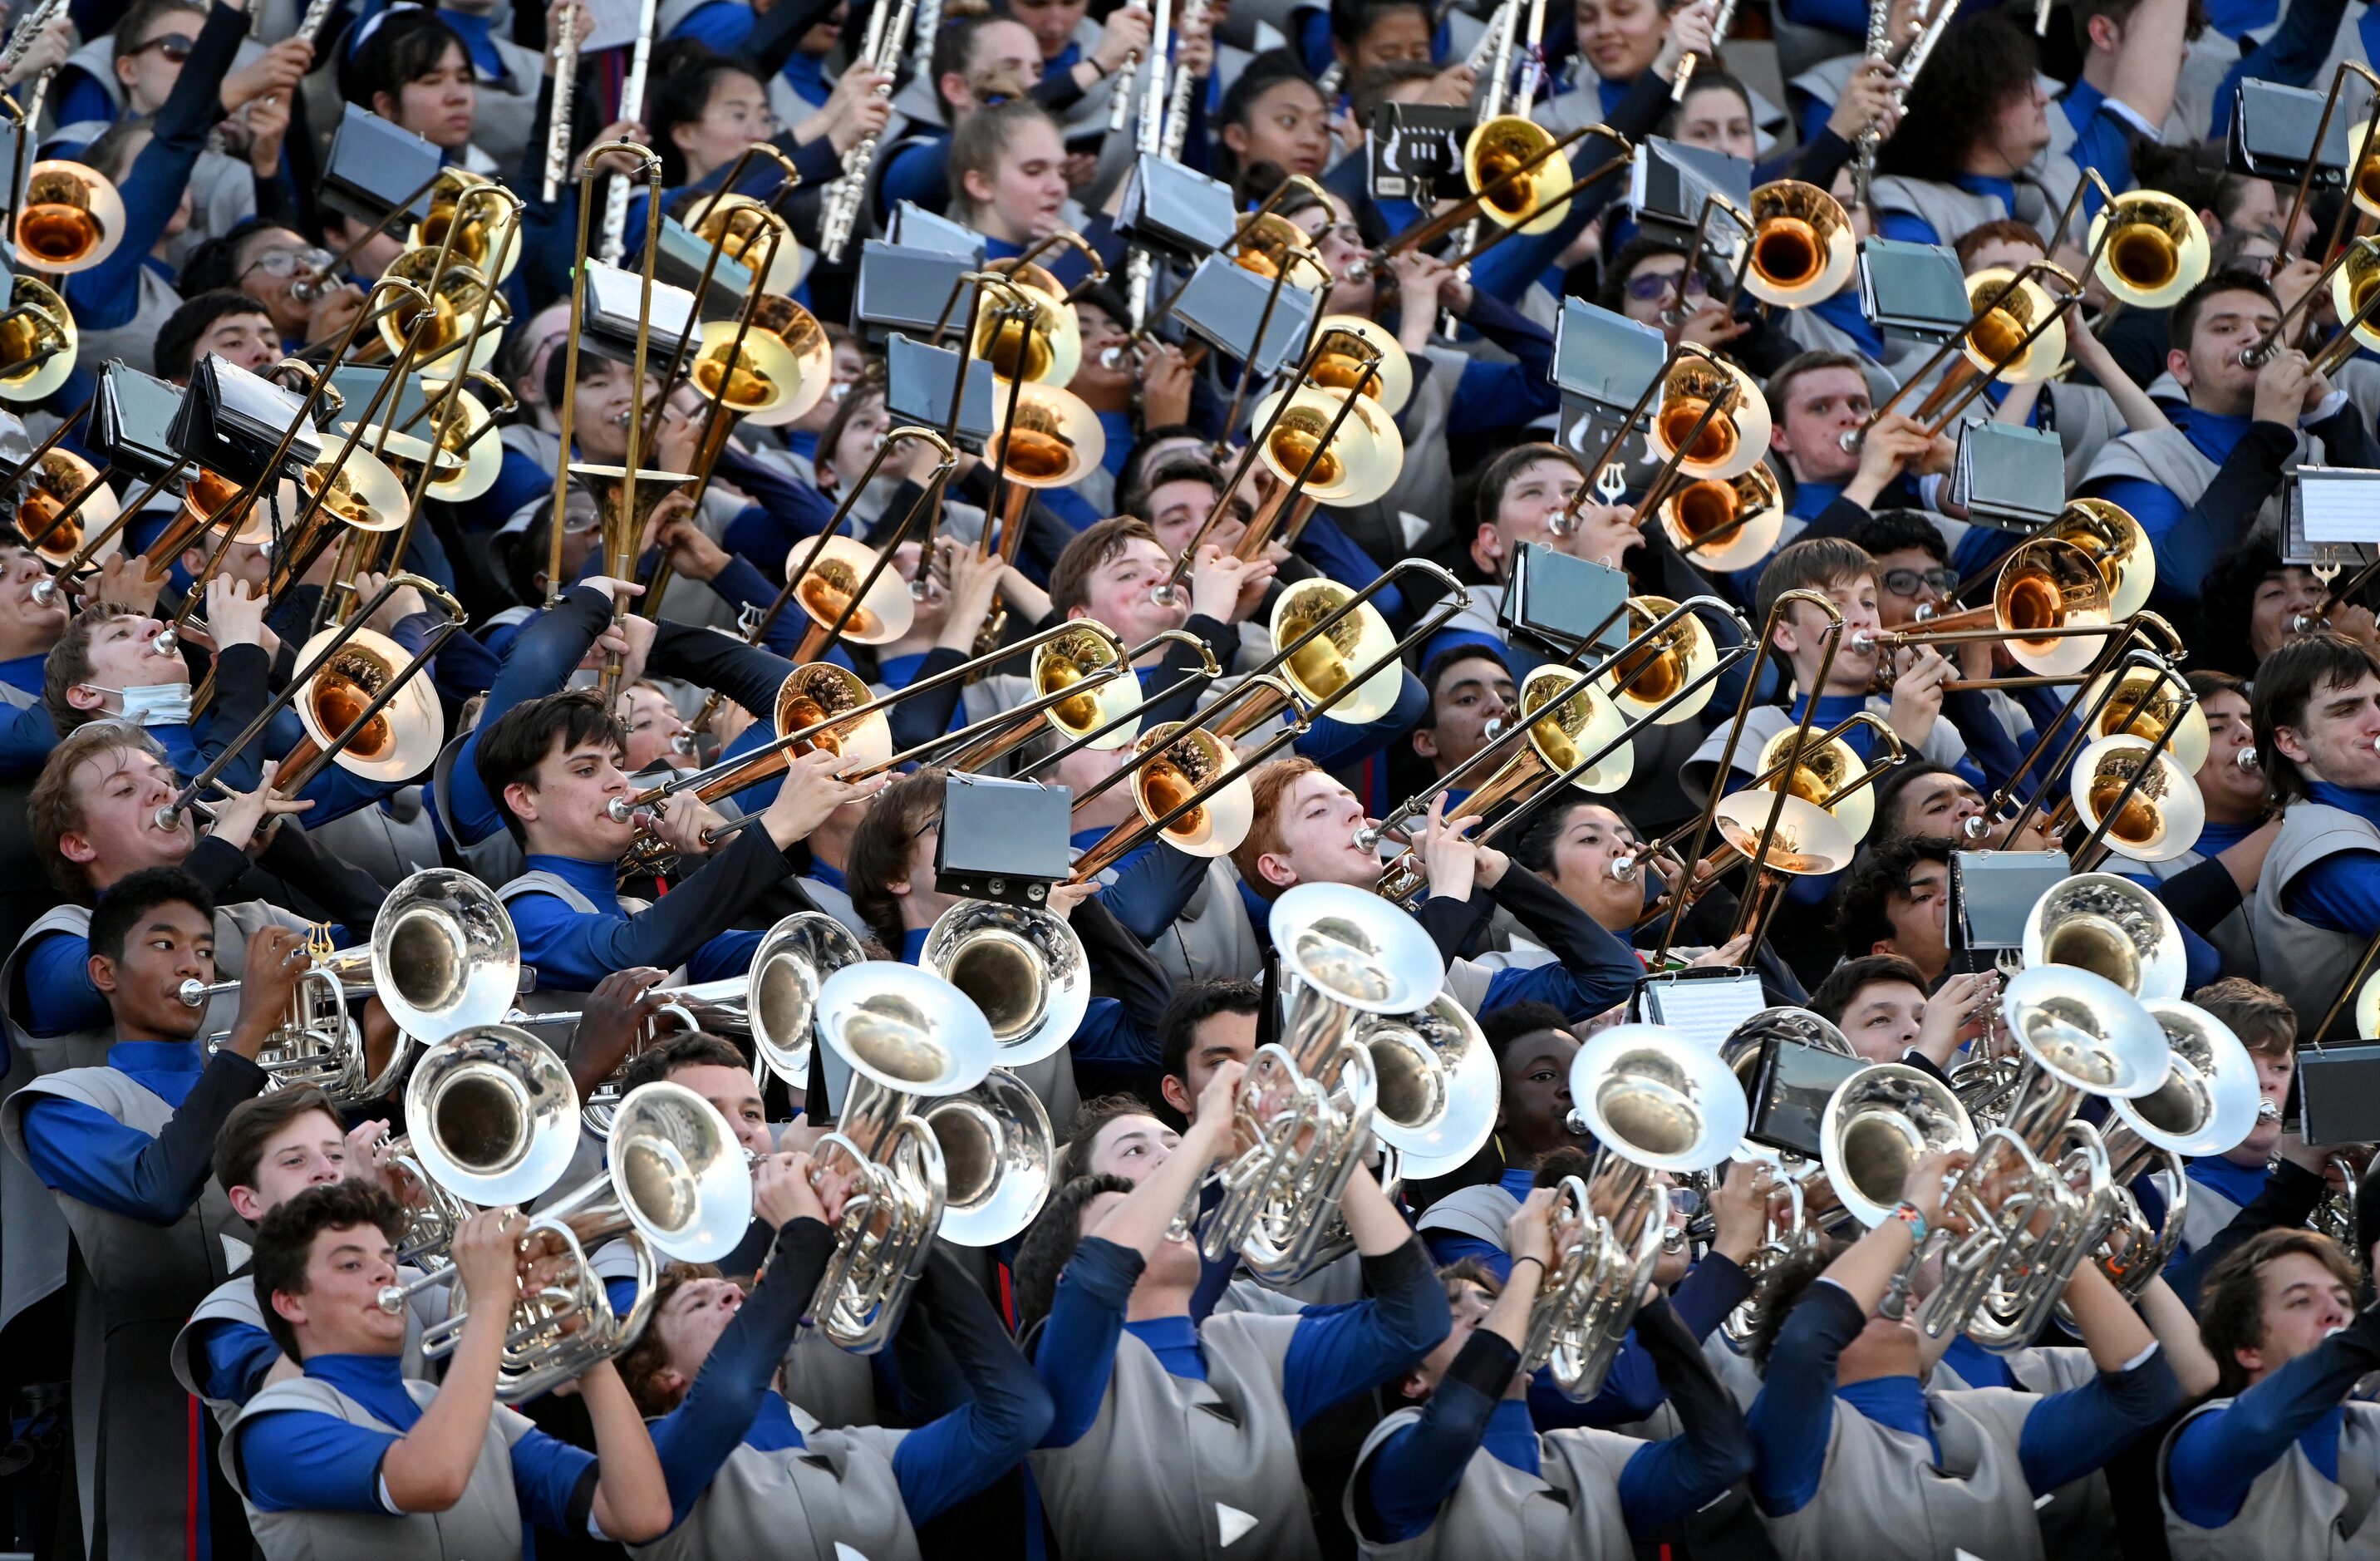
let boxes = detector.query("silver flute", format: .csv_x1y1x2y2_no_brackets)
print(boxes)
819,0,918,263
0,0,66,83
597,0,661,266
542,0,580,203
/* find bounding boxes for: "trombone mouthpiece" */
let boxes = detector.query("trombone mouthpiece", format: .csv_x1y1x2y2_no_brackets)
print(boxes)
2257,1099,2282,1122
177,977,209,1007
27,577,56,608
154,802,184,833
376,1284,406,1314
607,796,640,823
151,629,177,656
1148,581,1180,607
1099,346,1126,370
1607,856,1639,884
1960,813,1992,841
1837,428,1862,454
1353,824,1384,853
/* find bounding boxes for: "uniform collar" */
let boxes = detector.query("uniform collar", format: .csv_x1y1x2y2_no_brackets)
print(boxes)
2305,780,2380,829
524,853,623,904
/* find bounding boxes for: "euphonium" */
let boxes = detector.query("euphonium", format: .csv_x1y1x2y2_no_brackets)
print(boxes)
735,911,867,1087
2021,871,2188,1001
919,899,1089,1068
414,1082,752,1402
1203,883,1448,1284
1711,1007,1856,1344
808,962,996,1351
1522,1024,1745,1398
1910,963,2171,1348
1820,1062,1979,1227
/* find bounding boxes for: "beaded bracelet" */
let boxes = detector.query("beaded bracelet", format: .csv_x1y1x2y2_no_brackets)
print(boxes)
1890,1202,1929,1246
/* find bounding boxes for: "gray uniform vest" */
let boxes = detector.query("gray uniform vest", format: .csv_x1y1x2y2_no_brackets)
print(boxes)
1030,1310,1316,1560
1153,858,1268,987
0,1064,253,1559
434,729,527,886
2161,1399,2380,1559
630,1402,917,1561
2044,380,2129,492
494,868,671,1014
0,898,300,1337
1929,1347,2112,1560
1341,1404,1637,1560
170,1268,443,1431
1416,1181,1518,1251
1868,106,2080,250
2084,421,2316,544
304,787,441,890
1760,1386,2048,1561
2145,845,2259,978
2251,800,2380,1040
230,1375,538,1561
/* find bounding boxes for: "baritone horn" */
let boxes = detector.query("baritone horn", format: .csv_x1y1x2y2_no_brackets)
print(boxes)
1819,1062,1979,1227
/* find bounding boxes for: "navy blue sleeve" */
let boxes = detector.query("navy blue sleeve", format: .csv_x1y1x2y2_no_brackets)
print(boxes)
1034,1236,1143,1449
2210,0,2353,135
1094,840,1210,946
22,931,108,1037
1613,1298,1756,1530
446,584,617,844
20,1051,268,1224
1746,1278,1861,1515
504,1426,599,1534
2014,1349,2183,1495
886,1247,1054,1524
1280,1238,1451,1429
196,1317,284,1407
2167,1307,2380,1527
647,1219,837,1525
647,619,795,721
506,826,794,987
1666,1253,1755,1342
1362,1329,1520,1541
1476,869,1644,1022
0,701,58,778
2083,425,2294,604
1294,670,1428,774
238,1408,401,1513
1527,1333,1667,1428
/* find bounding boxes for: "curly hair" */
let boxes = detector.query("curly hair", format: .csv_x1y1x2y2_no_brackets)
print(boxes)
1873,10,2041,181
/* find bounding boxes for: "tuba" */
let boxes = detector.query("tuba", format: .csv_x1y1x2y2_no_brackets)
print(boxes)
918,899,1089,1069
2021,871,2188,1001
1204,883,1447,1283
1522,1024,1744,1398
808,962,996,1351
411,1081,752,1402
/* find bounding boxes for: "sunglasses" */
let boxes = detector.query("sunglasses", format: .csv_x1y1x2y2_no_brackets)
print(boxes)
125,32,194,61
1881,567,1958,597
1624,268,1708,302
240,246,334,282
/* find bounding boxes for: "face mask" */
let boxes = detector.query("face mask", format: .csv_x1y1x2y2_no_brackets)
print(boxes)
85,682,193,726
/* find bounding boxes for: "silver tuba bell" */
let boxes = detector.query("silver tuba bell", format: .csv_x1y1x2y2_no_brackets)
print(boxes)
2021,872,2187,1001
1819,1061,1979,1228
921,899,1090,1067
1522,1024,1745,1400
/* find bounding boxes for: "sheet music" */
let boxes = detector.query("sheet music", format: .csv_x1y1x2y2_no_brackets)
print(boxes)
583,0,643,53
2298,466,2380,545
1639,971,1766,1051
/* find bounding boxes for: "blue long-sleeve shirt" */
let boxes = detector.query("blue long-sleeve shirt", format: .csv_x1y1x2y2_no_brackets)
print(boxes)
20,1041,266,1224
1748,1279,2180,1516
2281,780,2380,938
509,849,774,990
197,1312,285,1408
2167,1306,2380,1528
236,1352,597,1549
434,584,617,848
1036,1234,1449,1448
0,651,57,776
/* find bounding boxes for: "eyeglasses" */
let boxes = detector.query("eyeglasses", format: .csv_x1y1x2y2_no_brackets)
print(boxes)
1624,268,1708,302
239,246,334,283
124,32,194,61
913,815,942,842
1881,567,1958,598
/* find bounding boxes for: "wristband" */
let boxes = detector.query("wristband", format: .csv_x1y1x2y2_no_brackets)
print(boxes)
1889,1202,1928,1246
1511,1253,1547,1278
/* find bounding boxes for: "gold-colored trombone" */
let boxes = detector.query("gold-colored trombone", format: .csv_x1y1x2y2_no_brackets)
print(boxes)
1858,537,2115,689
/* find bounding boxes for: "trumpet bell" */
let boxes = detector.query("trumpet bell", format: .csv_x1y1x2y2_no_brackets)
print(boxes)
2048,498,2155,618
1819,1062,1979,1226
12,161,125,274
2122,1000,2263,1158
1999,962,2172,1100
919,900,1090,1067
2022,871,2187,1000
1743,181,1856,308
606,1081,755,1262
1520,663,1633,793
786,534,916,647
1270,578,1404,725
1660,461,1784,574
1358,993,1497,1179
1994,537,2112,678
2086,190,2209,310
0,277,77,401
694,319,806,420
1713,789,1858,876
1647,354,1769,482
1464,114,1574,235
919,1067,1054,1246
288,622,445,783
2069,732,2204,864
19,449,116,566
816,961,996,1097
1267,880,1448,1015
1249,385,1399,507
988,379,1104,488
402,1023,583,1206
747,912,865,1085
1606,596,1719,727
413,384,504,504
1310,314,1414,416
1570,1023,1748,1173
410,169,522,283
1753,722,1876,845
688,193,810,298
1034,625,1138,750
774,661,896,772
2331,238,2380,354
1961,267,2066,383
742,295,835,427
372,869,523,1037
1129,723,1253,855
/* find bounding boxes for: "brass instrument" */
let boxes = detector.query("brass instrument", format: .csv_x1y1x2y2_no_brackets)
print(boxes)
712,910,867,1089
1310,314,1414,415
419,1083,752,1402
1845,259,2078,447
1861,537,2115,686
1819,1061,1979,1226
919,899,1090,1068
411,169,522,284
16,447,112,568
2021,870,2188,1002
0,275,76,402
2045,499,2156,618
941,623,1153,771
1905,963,2171,1347
1738,180,1855,309
2064,734,2205,864
2085,187,2210,311
819,0,919,263
1659,460,1784,574
1605,595,1724,728
1522,1024,1744,1398
12,161,123,274
1464,115,1577,236
1203,882,1448,1284
1646,349,1770,482
2272,63,2380,269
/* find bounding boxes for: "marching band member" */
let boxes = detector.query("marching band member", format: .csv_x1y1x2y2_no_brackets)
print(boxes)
2161,1227,2380,1558
1348,1191,1756,1559
1829,836,1955,985
2154,977,2304,1266
614,1152,1054,1559
1153,977,1260,1129
229,1183,673,1557
1745,1147,2185,1561
2247,634,2380,1039
0,527,71,778
0,869,315,1559
1807,952,1994,1073
1015,1060,1452,1560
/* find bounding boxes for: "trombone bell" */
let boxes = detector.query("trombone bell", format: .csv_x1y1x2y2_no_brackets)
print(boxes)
1464,115,1575,236
12,162,125,274
2087,190,2208,311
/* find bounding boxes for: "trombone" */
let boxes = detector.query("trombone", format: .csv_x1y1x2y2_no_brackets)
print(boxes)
1856,536,2116,690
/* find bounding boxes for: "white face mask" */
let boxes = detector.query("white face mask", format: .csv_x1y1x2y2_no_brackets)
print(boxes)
84,682,193,727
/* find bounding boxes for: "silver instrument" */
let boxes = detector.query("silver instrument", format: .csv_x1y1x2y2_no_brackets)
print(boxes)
1671,0,1740,101
1846,0,1893,206
919,899,1090,1070
597,0,661,265
542,0,580,202
1122,0,1177,328
0,0,67,84
1158,0,1208,163
819,0,919,263
293,0,340,48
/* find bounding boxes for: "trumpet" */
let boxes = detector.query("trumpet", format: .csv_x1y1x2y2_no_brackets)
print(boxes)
1523,1025,1744,1398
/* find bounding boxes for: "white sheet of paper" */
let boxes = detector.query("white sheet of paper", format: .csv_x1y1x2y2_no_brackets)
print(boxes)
2300,469,2380,544
1640,971,1767,1052
582,0,645,56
